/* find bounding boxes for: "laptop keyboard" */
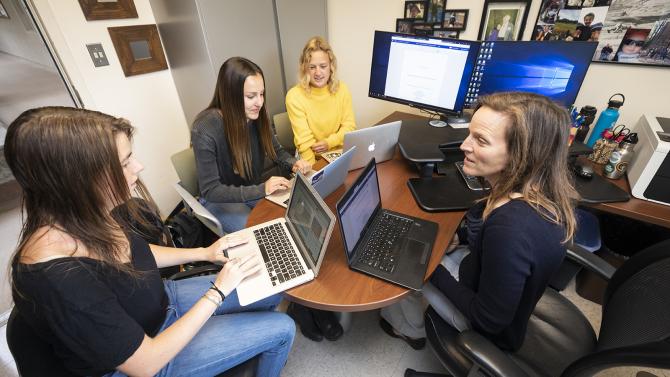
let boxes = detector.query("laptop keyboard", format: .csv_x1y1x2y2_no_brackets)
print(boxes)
253,223,306,286
359,213,413,273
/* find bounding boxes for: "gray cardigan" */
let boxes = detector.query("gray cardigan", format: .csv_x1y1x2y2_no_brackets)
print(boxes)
191,109,296,203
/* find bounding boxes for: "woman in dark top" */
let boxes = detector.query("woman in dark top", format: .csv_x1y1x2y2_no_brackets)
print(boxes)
192,57,311,233
381,92,578,351
6,107,295,376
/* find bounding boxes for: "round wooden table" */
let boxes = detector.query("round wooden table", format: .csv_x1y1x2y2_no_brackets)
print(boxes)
246,150,465,311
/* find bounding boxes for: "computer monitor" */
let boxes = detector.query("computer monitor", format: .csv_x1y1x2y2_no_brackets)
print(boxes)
464,41,598,109
368,31,480,126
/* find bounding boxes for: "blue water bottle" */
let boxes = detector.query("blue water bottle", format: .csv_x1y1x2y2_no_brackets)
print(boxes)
586,93,625,147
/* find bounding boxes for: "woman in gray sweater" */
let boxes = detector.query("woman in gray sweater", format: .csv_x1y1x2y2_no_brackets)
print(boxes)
192,57,311,233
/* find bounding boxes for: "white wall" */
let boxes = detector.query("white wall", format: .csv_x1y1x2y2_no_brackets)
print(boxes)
0,0,52,66
328,0,670,130
31,0,190,216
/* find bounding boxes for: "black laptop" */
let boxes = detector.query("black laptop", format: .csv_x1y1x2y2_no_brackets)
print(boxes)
335,158,438,290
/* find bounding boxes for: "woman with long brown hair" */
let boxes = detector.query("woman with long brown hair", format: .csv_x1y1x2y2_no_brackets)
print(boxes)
6,107,295,376
193,57,311,233
381,92,578,351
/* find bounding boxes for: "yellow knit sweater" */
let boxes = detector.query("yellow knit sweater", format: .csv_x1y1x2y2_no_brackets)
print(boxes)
285,82,356,163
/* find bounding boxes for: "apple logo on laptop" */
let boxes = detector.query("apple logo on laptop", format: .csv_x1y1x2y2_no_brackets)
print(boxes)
368,142,375,152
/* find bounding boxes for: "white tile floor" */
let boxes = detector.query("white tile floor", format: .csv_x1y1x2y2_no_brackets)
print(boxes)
0,280,667,377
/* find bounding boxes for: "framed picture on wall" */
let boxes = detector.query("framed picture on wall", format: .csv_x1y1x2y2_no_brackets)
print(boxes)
78,0,138,21
425,0,446,23
404,1,427,20
443,9,469,30
478,0,531,41
396,18,414,34
530,0,670,68
0,0,9,19
108,24,168,77
433,29,460,39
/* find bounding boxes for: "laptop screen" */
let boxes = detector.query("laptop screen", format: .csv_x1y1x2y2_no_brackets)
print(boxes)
336,160,381,259
286,175,332,265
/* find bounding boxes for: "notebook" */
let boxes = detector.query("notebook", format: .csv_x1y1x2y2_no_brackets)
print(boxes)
266,147,356,208
335,158,438,290
227,173,336,305
342,121,402,170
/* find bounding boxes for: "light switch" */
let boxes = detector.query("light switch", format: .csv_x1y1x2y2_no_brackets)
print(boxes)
86,43,109,67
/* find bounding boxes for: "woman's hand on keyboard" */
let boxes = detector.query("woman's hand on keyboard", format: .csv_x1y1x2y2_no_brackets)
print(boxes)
265,176,291,195
208,233,250,264
214,254,263,296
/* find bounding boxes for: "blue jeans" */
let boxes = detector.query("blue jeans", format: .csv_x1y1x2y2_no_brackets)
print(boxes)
200,198,259,233
106,275,294,377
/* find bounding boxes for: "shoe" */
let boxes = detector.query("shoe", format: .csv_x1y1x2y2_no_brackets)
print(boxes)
312,309,344,341
287,303,323,342
379,318,426,350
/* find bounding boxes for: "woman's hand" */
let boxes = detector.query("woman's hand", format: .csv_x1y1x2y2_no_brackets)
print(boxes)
310,140,329,154
292,159,312,175
446,233,460,254
265,176,291,195
213,254,262,296
206,233,250,264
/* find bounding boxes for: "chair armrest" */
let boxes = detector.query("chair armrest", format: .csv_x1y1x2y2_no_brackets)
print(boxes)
168,264,222,280
456,330,531,377
566,242,616,281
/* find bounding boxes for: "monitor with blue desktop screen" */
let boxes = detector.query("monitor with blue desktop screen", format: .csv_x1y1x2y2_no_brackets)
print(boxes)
368,31,480,116
464,40,598,108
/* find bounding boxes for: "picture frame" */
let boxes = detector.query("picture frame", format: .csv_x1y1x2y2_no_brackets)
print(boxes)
425,0,446,23
478,0,531,41
404,1,427,21
396,18,415,34
0,0,9,19
531,0,670,68
412,22,434,36
77,0,138,21
108,24,168,77
433,29,460,39
443,9,469,30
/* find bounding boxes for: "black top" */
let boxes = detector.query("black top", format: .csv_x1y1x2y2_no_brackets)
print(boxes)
12,233,167,376
430,200,566,351
191,108,296,203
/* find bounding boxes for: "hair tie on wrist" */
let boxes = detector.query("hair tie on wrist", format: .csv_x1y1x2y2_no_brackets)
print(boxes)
209,281,226,302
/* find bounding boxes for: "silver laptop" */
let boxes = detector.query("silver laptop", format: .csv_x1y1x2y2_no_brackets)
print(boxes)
343,121,402,170
266,147,356,208
227,173,336,306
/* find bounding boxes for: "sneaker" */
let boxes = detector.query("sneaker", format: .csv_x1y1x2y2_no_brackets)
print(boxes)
379,318,426,350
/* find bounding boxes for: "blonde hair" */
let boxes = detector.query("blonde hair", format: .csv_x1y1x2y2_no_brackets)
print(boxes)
298,36,339,94
475,92,578,242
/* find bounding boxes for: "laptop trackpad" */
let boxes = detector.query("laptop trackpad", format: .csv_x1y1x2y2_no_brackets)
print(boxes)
406,238,429,265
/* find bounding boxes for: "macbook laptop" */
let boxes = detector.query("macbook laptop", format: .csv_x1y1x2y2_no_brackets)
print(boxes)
335,158,438,290
226,173,336,305
342,121,402,170
266,147,356,208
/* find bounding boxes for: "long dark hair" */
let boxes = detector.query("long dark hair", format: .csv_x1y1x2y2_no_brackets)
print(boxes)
474,92,578,242
5,107,159,274
206,57,276,179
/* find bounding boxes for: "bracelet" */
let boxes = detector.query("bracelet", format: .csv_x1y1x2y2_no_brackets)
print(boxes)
209,281,226,302
202,292,221,307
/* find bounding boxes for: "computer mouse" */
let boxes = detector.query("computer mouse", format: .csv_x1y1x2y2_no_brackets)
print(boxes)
574,164,594,179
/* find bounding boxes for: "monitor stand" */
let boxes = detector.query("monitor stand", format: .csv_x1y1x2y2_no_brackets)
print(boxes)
426,111,473,128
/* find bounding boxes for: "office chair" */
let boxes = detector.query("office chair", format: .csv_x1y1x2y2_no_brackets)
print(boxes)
171,148,224,237
273,112,297,157
406,239,670,377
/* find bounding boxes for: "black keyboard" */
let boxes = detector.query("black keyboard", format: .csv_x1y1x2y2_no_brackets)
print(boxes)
359,213,413,273
253,223,306,286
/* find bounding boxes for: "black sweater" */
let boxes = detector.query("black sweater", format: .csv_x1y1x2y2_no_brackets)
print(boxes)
430,200,566,350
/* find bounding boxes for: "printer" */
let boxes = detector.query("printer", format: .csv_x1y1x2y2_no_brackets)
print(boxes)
627,115,670,206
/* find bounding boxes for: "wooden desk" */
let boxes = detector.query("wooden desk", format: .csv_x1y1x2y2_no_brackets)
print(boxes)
246,151,465,311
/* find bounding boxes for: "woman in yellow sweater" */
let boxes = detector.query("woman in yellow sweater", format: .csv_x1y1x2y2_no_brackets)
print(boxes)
286,36,356,163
